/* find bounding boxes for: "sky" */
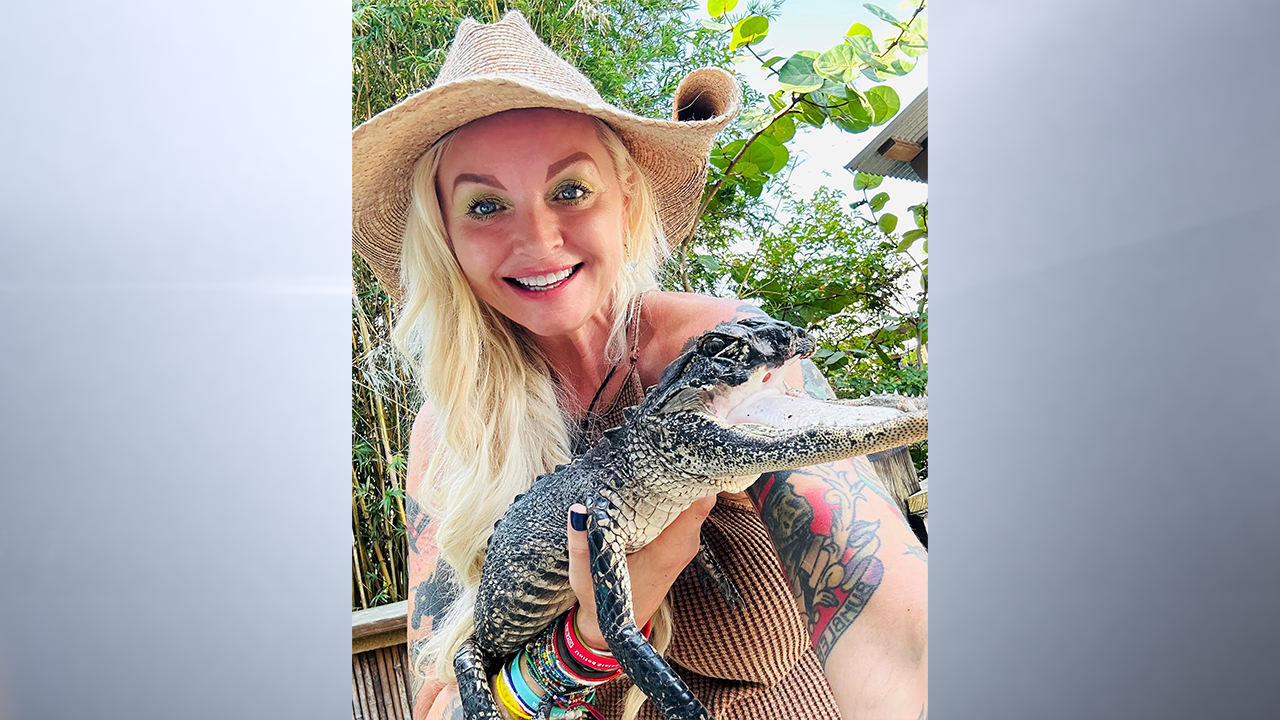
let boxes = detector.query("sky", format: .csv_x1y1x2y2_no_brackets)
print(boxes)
726,0,928,241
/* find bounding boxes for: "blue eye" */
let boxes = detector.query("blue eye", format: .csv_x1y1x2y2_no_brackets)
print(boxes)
555,182,590,202
467,198,502,218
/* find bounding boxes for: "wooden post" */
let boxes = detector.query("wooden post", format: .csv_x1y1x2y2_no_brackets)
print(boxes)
868,446,928,544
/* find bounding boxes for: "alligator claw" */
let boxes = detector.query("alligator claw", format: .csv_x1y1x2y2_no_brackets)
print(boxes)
454,638,504,720
691,538,744,609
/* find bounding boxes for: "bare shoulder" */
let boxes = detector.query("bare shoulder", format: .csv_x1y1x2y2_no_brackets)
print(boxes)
407,400,438,497
639,292,771,380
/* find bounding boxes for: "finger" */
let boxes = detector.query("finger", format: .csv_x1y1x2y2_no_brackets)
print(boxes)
566,504,595,606
567,503,610,647
657,496,716,552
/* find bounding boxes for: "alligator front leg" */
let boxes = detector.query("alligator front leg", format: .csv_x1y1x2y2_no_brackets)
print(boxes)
454,638,504,720
585,491,712,720
691,537,743,609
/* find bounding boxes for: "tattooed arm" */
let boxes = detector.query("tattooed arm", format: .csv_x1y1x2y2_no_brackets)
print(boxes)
655,296,927,717
748,357,929,720
406,405,465,720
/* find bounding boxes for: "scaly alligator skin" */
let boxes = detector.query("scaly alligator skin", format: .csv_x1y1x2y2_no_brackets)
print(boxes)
455,316,928,720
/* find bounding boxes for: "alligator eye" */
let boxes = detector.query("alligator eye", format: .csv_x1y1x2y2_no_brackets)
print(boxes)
699,335,732,356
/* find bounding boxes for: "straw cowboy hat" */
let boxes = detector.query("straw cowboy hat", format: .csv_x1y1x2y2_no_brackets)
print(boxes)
352,10,742,298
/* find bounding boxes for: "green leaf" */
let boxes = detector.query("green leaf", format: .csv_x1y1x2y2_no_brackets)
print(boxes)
818,78,848,100
799,98,826,128
863,3,902,27
746,138,777,170
861,66,885,83
709,153,730,170
854,172,883,190
730,15,769,49
814,44,859,83
922,239,928,253
846,22,873,38
879,213,898,233
909,203,927,228
762,55,786,69
899,31,928,57
707,0,738,17
855,49,891,72
768,114,796,142
846,34,879,55
778,53,824,93
869,191,889,212
885,56,917,75
700,19,730,31
823,350,847,366
767,92,786,111
831,93,872,133
768,143,790,172
695,253,722,272
735,160,760,177
897,231,923,251
866,85,900,125
849,349,871,359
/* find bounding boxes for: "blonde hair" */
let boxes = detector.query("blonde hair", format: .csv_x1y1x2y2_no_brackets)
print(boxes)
393,113,672,719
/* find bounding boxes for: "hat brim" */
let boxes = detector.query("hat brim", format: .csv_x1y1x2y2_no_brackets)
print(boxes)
352,67,741,298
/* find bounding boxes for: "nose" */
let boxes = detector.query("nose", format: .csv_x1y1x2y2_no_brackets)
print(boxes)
511,201,563,259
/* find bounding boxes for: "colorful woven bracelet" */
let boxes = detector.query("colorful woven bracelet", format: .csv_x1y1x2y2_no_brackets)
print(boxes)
527,620,595,700
510,651,578,720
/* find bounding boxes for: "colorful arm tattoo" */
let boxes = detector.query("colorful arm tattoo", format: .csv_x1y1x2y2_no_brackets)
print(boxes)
405,496,460,708
748,463,885,665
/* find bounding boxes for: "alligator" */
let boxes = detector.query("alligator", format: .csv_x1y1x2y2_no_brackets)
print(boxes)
454,315,928,720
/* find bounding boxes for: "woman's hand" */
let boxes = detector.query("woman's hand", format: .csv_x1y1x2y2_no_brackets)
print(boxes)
565,496,717,650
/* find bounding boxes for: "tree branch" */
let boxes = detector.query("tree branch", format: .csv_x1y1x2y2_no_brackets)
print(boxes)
746,44,782,78
680,95,803,257
878,0,927,58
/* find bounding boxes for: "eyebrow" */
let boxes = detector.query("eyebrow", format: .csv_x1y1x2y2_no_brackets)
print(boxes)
546,152,596,180
452,173,506,192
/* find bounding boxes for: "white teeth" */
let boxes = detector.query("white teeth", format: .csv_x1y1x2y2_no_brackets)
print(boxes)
513,266,574,289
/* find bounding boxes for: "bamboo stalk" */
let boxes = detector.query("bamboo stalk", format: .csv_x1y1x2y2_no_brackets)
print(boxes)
355,465,394,598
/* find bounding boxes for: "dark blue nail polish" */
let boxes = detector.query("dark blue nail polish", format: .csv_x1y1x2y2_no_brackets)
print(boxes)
570,509,587,531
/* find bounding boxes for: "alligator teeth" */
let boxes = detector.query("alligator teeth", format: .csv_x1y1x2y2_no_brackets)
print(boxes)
512,266,574,289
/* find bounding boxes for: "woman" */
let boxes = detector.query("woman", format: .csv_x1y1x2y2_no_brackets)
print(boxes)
352,12,927,720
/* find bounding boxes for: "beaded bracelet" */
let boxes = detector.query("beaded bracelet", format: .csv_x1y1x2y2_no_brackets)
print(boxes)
527,619,600,701
511,650,583,720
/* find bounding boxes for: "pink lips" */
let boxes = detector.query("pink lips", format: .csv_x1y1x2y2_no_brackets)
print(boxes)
505,262,582,297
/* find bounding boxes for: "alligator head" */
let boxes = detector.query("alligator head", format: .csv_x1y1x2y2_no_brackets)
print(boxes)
615,315,927,490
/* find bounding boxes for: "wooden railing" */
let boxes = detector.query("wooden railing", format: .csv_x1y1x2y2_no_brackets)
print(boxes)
352,601,411,720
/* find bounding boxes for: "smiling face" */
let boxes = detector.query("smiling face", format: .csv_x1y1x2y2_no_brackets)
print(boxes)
435,109,630,338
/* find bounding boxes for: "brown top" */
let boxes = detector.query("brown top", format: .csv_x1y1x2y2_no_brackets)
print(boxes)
572,296,841,719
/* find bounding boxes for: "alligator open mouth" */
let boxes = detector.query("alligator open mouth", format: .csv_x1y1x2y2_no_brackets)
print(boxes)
704,358,906,434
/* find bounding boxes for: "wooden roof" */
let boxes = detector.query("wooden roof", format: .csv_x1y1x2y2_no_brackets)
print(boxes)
845,88,928,183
